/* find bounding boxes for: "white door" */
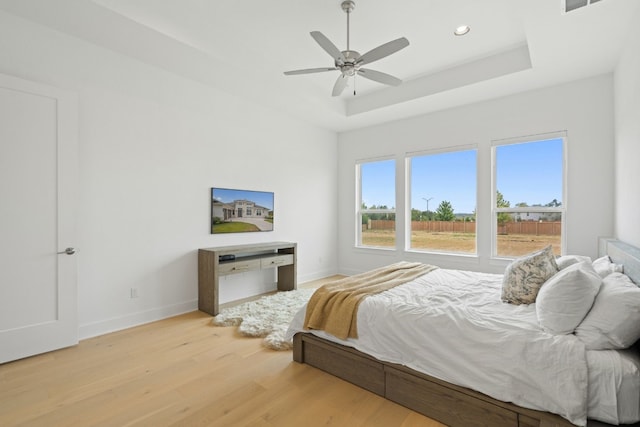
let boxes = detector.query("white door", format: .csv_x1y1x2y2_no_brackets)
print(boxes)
0,73,78,364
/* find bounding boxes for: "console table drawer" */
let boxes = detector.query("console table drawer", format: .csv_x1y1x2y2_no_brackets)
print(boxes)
260,254,293,268
219,259,261,275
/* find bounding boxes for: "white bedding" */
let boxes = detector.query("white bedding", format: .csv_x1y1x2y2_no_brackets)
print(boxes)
286,268,640,426
587,348,640,424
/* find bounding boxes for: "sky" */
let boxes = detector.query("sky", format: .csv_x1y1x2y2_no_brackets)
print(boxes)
361,138,563,214
212,187,274,210
495,138,563,208
411,149,477,214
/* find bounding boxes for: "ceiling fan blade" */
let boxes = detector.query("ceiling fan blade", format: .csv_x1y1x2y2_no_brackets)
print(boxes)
332,74,349,97
284,67,337,76
310,31,345,62
358,37,409,66
357,69,402,86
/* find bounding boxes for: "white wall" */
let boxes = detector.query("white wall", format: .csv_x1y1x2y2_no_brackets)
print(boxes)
337,75,615,275
614,6,640,249
0,11,338,339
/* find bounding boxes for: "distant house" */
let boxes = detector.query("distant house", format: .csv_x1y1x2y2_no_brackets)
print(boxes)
212,199,270,221
513,212,544,222
512,212,560,222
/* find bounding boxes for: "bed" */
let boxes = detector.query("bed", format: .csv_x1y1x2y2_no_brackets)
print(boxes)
286,238,640,427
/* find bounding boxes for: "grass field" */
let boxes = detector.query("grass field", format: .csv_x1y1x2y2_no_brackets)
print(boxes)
212,222,260,233
362,230,560,257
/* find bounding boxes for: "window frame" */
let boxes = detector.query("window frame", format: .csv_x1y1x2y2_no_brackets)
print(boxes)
355,156,397,250
351,132,568,261
405,145,479,255
491,132,567,259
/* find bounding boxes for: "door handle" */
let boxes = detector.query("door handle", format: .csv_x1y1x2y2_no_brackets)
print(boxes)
57,247,76,255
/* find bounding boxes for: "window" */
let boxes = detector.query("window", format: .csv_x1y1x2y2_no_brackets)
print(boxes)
408,148,477,254
493,135,565,257
357,158,396,248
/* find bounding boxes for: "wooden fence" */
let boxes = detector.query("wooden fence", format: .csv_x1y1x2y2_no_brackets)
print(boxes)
410,220,476,234
366,220,561,236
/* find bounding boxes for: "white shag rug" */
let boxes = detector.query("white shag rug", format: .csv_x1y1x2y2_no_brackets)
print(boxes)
212,288,315,350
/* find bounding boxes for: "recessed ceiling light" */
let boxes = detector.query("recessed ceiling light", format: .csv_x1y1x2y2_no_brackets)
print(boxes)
454,25,471,36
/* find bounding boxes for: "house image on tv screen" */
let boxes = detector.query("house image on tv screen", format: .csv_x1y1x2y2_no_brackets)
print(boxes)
210,188,274,233
213,199,270,220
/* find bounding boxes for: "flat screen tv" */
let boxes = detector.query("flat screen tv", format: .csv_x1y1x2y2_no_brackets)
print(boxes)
210,187,274,234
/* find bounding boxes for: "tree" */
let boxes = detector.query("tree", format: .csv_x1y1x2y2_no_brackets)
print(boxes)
374,205,394,221
368,204,381,220
435,200,455,221
496,190,512,225
363,204,395,221
496,191,510,208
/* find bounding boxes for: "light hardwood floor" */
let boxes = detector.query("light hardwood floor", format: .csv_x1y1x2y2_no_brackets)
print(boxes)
0,277,445,427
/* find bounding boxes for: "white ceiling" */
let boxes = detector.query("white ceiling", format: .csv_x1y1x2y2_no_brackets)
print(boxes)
0,0,638,132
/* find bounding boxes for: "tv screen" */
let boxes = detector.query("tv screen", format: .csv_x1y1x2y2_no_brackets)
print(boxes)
210,187,274,234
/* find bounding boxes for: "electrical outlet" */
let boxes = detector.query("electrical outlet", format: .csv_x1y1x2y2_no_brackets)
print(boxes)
130,287,139,298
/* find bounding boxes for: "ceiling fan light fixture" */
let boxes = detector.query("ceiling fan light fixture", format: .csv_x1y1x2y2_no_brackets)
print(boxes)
454,25,471,36
283,1,409,96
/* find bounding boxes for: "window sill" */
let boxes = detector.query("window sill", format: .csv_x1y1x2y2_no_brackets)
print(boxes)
489,257,514,268
353,245,397,254
404,249,480,265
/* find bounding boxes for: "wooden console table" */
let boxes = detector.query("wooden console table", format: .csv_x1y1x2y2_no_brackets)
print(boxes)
198,241,297,316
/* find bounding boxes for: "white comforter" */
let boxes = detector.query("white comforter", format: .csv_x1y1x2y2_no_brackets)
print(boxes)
286,268,589,426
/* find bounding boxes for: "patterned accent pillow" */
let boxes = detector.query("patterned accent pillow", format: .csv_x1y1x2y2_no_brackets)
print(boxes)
501,245,558,305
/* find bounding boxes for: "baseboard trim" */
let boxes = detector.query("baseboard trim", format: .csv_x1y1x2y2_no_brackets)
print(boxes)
78,270,339,341
78,299,198,340
298,269,336,284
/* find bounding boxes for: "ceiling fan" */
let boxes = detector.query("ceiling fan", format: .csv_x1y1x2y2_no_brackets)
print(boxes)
284,0,409,97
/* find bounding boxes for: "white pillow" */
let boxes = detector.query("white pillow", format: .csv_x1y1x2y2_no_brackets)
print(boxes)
592,255,623,278
575,272,640,350
536,262,601,335
556,255,592,270
502,245,558,305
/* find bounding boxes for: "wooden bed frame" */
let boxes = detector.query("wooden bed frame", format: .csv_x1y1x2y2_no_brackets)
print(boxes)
293,239,640,427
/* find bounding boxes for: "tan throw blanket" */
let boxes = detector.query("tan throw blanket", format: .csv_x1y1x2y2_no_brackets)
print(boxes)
303,261,437,340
